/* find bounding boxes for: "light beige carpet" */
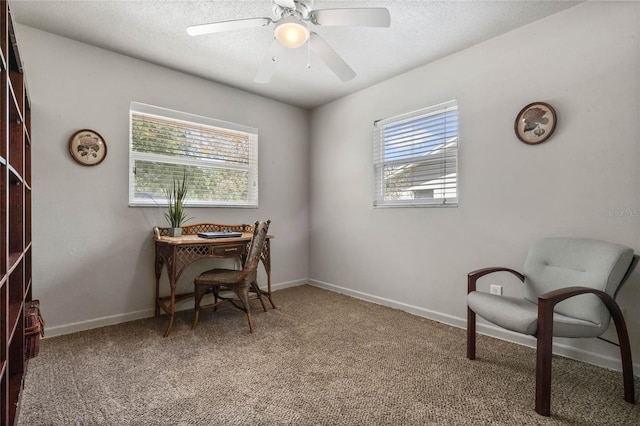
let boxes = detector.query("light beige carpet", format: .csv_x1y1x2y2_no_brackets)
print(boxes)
17,285,640,425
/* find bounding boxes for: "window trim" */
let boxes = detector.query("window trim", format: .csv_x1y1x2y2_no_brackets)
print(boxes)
128,102,259,208
373,100,459,208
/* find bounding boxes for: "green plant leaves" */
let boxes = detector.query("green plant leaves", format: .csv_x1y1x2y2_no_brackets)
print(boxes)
164,169,193,227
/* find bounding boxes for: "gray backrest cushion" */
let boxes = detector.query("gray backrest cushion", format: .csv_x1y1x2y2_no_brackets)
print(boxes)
523,238,633,325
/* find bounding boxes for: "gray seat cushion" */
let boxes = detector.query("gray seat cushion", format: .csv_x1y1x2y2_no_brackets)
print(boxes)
467,291,605,337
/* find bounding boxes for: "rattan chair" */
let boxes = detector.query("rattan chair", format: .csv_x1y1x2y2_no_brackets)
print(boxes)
192,220,271,333
467,237,638,416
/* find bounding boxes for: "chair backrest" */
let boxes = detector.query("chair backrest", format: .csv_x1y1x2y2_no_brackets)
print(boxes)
523,238,634,326
243,220,270,276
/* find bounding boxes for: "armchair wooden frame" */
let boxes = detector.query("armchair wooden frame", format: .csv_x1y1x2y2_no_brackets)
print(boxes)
467,257,637,417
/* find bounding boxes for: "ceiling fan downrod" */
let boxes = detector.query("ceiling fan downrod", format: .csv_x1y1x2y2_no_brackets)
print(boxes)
272,0,311,22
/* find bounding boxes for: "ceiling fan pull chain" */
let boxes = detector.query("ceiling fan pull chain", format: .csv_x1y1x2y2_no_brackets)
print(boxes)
307,38,311,69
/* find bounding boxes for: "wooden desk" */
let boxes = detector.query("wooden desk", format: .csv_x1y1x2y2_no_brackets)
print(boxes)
153,223,275,337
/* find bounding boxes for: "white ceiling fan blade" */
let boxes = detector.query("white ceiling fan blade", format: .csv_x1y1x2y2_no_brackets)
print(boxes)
254,39,281,84
274,0,296,9
187,17,272,36
309,32,356,82
310,8,391,27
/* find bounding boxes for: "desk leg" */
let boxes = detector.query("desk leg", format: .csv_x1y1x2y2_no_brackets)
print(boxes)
155,281,160,317
265,268,277,309
155,245,177,337
262,240,277,309
154,256,163,317
163,290,175,338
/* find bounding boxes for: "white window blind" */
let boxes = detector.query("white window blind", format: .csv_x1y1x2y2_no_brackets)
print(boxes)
129,102,258,207
373,100,458,207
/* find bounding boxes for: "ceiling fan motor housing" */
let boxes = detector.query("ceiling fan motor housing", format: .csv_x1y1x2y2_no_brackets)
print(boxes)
272,0,311,21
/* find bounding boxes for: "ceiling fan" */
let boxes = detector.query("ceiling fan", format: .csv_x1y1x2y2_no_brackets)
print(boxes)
187,0,390,83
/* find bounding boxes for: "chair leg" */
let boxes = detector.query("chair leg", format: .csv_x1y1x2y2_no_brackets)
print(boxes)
535,299,555,416
609,303,635,404
251,281,268,312
232,286,254,333
192,285,206,330
266,293,278,310
467,307,476,360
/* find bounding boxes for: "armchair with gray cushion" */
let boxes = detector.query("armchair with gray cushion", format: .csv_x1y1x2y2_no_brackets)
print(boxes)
466,237,638,416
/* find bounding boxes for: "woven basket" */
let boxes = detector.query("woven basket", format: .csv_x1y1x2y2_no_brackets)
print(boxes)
25,300,44,359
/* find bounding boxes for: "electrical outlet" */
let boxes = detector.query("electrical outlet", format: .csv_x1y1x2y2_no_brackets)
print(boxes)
490,285,503,296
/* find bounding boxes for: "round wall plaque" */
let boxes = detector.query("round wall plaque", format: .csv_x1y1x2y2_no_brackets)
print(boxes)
69,129,107,166
514,102,557,145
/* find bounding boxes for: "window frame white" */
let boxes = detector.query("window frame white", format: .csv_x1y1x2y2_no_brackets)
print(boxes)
128,102,259,208
373,100,459,208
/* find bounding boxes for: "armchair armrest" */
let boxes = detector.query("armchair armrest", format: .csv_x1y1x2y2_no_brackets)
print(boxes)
538,286,610,306
537,286,626,327
536,286,628,345
467,267,525,293
466,267,524,360
536,286,634,408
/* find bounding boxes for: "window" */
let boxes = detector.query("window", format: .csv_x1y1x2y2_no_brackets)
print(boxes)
373,100,458,207
129,102,258,207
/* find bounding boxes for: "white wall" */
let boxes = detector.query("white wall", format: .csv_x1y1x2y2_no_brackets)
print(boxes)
309,2,640,372
15,26,310,335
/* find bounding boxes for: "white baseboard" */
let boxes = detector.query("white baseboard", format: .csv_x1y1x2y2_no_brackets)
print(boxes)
308,279,467,328
44,278,309,338
45,308,155,338
270,278,308,291
307,279,640,376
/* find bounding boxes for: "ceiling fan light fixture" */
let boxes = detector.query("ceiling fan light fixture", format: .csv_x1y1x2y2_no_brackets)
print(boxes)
274,17,309,48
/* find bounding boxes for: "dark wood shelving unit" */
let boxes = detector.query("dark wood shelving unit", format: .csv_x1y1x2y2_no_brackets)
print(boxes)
0,2,32,424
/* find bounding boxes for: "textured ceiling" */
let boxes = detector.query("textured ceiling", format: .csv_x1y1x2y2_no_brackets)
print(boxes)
9,0,582,109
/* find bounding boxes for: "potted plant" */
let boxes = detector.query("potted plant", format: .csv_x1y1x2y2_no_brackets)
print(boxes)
164,170,192,236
